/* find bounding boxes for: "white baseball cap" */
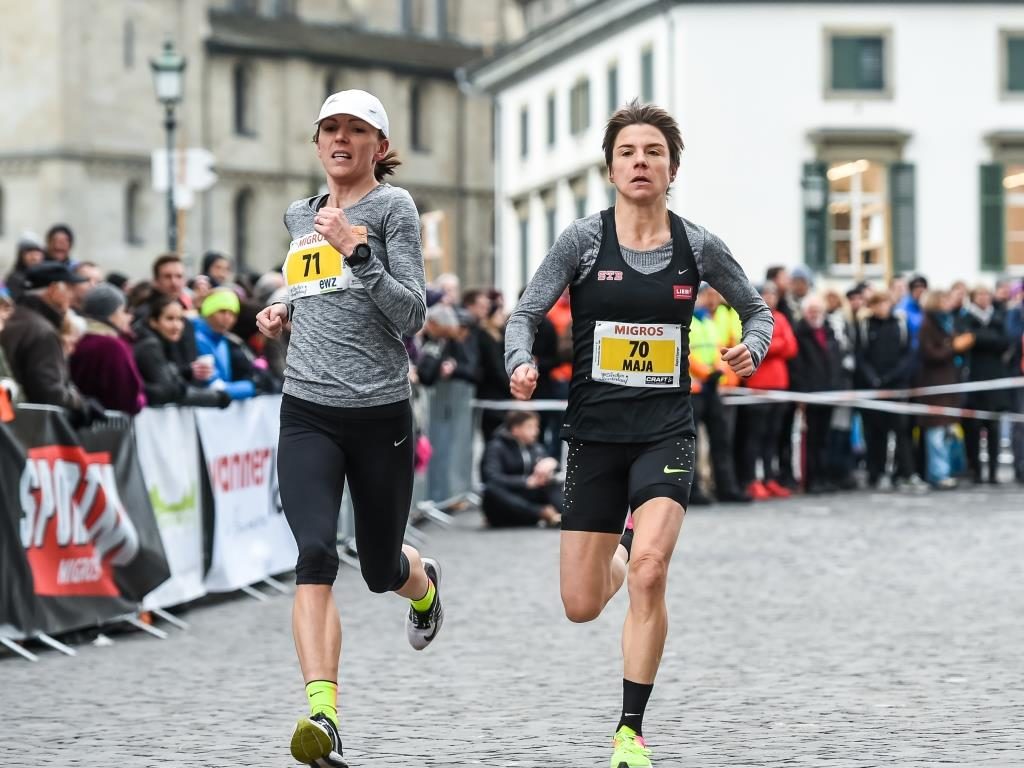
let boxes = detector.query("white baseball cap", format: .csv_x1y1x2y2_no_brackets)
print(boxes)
315,89,390,138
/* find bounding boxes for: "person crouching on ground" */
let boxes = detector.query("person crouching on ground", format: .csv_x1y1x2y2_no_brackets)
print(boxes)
481,410,563,528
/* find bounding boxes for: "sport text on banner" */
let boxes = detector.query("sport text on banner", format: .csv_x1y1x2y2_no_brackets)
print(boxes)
4,405,170,636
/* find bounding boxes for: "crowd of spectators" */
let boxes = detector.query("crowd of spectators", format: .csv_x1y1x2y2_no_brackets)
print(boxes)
407,266,1024,523
2,225,1022,529
0,225,283,429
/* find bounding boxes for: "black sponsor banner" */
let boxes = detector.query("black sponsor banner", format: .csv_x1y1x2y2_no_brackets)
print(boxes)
0,423,39,639
1,407,170,637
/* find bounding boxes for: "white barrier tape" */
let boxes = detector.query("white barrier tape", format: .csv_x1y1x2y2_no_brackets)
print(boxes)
475,395,1024,423
474,398,568,412
723,375,1024,405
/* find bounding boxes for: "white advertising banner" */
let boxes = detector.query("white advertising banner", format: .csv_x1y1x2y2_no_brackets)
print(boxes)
196,396,296,592
135,407,207,610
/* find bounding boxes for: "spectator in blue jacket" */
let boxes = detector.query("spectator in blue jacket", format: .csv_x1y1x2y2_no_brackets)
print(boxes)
192,289,257,401
897,274,928,346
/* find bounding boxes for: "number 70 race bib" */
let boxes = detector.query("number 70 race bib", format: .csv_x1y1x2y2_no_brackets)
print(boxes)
282,226,367,300
591,321,682,387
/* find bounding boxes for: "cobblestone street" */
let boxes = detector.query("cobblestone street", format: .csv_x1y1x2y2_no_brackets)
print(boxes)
2,486,1022,767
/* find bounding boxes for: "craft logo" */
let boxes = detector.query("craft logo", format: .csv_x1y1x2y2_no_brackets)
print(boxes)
673,285,694,300
19,445,140,597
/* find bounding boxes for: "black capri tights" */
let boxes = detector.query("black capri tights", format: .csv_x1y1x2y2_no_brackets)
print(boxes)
278,394,415,591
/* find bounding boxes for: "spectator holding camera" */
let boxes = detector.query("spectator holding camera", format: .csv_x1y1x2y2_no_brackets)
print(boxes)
192,289,264,401
134,293,228,408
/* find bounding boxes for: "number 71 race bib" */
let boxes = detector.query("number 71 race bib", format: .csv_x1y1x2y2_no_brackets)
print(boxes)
282,226,366,300
591,321,682,387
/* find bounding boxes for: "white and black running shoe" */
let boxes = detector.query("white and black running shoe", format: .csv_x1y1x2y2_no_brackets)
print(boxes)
290,712,348,767
407,557,444,650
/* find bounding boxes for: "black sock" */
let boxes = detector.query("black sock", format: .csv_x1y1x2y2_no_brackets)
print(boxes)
619,527,634,562
618,679,654,736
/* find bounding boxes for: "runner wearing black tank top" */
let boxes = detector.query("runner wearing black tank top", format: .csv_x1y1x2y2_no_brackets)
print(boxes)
506,101,773,768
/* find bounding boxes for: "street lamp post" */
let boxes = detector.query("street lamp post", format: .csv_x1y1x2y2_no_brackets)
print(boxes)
150,40,186,254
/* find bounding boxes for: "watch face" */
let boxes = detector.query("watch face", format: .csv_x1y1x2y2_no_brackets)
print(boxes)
353,243,371,261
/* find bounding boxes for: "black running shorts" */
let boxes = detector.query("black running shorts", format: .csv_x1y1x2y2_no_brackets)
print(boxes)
278,394,414,589
561,435,696,533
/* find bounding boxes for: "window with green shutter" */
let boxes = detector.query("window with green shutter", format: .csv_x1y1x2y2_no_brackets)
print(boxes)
980,164,1006,271
641,48,654,102
607,63,619,114
519,106,529,158
890,164,916,274
546,94,556,147
1007,37,1024,92
570,79,590,135
518,215,530,287
830,34,886,93
802,162,829,271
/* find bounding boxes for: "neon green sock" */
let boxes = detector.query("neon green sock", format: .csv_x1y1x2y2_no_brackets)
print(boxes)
305,680,338,727
410,581,436,613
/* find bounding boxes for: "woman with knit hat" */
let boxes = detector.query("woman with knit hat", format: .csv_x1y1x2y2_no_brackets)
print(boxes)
192,288,258,401
255,89,438,768
69,282,146,414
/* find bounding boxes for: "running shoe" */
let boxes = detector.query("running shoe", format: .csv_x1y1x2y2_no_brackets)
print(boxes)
290,712,348,767
407,557,444,650
746,480,771,500
763,479,791,498
610,725,652,768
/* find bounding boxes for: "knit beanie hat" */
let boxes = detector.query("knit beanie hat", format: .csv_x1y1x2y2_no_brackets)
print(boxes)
201,289,241,318
82,283,126,320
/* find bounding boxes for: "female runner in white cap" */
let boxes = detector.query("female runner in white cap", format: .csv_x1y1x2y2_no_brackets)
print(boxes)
257,90,442,768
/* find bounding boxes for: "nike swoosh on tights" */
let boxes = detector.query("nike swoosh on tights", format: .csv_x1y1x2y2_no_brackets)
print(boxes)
394,436,408,447
663,466,690,474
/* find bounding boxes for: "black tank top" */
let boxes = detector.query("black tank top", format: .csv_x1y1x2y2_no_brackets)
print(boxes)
560,208,700,443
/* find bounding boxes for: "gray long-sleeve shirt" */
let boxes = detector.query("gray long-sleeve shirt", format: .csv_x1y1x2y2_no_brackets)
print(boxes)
505,213,773,377
281,183,426,407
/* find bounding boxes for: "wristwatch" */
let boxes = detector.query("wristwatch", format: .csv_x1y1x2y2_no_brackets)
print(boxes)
346,243,371,266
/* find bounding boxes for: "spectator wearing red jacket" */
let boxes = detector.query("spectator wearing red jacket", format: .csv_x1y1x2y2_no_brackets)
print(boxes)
740,282,798,499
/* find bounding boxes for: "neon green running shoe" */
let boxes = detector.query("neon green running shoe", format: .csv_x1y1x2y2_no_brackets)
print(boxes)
610,725,652,768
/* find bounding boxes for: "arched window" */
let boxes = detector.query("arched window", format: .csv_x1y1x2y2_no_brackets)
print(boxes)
233,62,255,136
234,188,254,270
125,181,143,244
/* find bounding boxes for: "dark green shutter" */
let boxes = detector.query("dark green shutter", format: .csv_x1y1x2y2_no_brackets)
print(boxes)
890,163,916,274
547,95,555,146
582,79,591,131
607,65,618,114
1008,38,1024,92
831,37,860,90
980,164,1005,272
802,162,829,271
641,50,654,102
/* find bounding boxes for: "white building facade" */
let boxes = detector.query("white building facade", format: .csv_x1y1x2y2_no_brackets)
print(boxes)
469,0,1024,297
